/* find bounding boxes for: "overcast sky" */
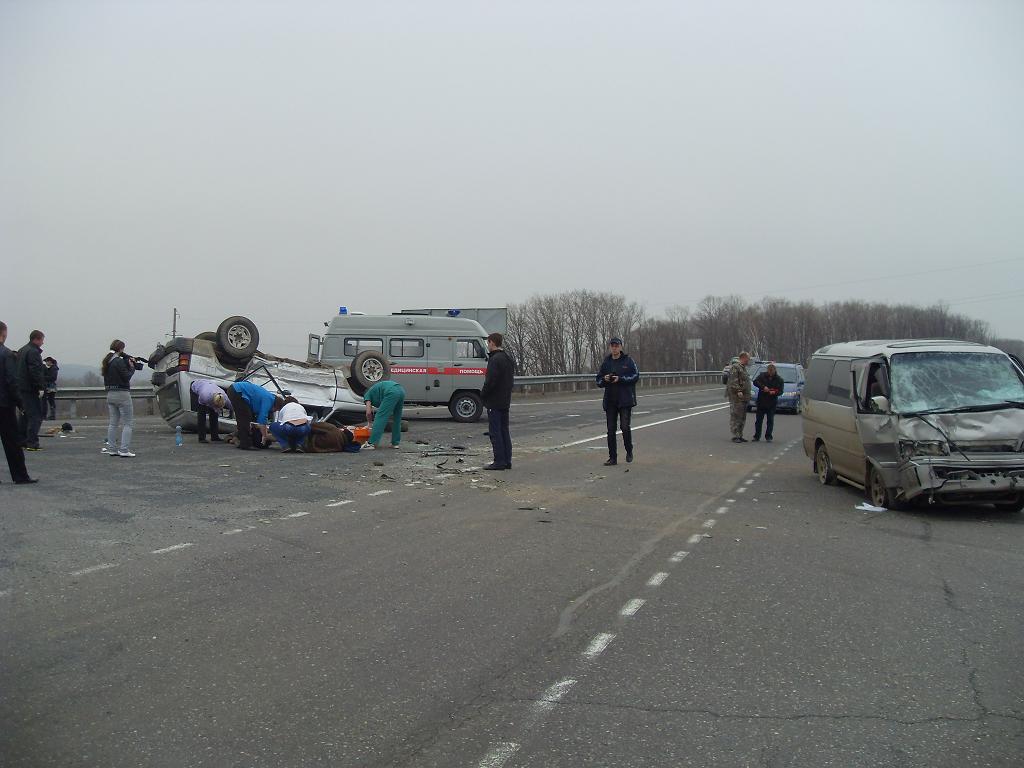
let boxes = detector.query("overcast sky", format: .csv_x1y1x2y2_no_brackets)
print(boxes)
2,0,1022,365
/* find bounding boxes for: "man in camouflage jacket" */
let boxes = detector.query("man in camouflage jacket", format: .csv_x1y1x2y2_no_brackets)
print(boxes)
725,351,752,442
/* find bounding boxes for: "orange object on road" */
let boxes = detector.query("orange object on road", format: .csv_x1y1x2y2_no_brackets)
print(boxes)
352,426,371,444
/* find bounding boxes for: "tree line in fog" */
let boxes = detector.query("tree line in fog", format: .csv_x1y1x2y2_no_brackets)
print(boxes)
506,290,1020,375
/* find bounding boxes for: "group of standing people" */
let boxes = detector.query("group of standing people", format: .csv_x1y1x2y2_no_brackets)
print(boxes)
0,323,46,484
725,352,785,443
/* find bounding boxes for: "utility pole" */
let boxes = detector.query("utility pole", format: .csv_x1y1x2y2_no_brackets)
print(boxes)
171,308,180,339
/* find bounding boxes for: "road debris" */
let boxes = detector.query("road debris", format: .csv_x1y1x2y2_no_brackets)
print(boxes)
855,503,887,512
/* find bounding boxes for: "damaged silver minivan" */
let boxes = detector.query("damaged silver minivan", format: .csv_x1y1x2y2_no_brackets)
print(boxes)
802,340,1024,511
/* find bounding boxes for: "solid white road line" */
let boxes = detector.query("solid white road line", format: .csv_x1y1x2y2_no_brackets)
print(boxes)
70,563,118,577
583,632,616,659
646,572,670,587
326,500,353,507
702,519,716,529
367,490,392,497
687,534,703,545
620,598,646,616
669,551,689,563
150,543,194,555
478,742,520,768
559,405,729,448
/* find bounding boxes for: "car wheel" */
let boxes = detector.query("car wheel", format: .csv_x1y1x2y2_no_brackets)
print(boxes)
867,465,907,510
352,351,391,390
449,391,483,422
994,496,1024,513
815,443,837,485
216,316,260,360
195,331,217,342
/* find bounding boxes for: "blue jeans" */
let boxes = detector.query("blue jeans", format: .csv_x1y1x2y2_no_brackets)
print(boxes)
269,421,311,450
105,390,134,451
488,408,512,468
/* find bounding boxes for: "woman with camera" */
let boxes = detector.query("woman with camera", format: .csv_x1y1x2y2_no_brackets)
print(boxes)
101,340,138,458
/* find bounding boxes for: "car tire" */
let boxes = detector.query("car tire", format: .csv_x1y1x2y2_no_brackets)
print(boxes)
195,331,217,342
449,391,483,422
351,351,391,390
815,443,837,485
216,316,260,360
994,496,1024,513
866,464,907,510
383,420,410,433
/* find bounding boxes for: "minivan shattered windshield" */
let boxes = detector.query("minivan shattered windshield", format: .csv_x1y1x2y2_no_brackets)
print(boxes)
890,352,1024,414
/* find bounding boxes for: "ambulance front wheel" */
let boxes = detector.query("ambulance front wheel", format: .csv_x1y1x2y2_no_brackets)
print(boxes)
449,391,483,422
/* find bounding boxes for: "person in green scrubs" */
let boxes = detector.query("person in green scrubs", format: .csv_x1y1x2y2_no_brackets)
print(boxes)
363,380,405,449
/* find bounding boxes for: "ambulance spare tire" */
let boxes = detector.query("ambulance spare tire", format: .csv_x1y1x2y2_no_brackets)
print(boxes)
352,350,391,390
216,316,259,360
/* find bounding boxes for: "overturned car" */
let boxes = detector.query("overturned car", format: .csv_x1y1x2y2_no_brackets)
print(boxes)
148,315,389,432
802,340,1024,511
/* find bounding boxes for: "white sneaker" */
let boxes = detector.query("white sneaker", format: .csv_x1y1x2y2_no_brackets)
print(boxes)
117,450,136,458
389,444,400,450
362,443,376,451
101,445,111,454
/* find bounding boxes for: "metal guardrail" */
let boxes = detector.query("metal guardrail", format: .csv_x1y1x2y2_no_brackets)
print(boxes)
52,371,722,415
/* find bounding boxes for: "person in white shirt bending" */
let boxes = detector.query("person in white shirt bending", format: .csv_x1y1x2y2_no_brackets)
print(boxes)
269,396,312,453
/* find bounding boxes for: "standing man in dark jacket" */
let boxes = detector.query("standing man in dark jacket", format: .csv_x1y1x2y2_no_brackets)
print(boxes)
0,322,35,483
481,332,515,470
17,330,46,451
41,357,59,421
596,337,640,466
752,363,784,443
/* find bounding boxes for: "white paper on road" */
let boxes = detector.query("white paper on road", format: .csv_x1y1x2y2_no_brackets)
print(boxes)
855,503,888,512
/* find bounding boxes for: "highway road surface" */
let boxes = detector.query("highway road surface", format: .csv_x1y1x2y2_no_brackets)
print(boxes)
2,387,1022,767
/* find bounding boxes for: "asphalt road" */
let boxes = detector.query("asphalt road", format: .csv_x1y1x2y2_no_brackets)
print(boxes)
1,387,1021,767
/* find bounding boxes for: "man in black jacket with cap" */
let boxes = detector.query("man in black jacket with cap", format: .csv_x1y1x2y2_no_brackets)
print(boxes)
481,332,515,470
597,337,640,466
0,322,35,483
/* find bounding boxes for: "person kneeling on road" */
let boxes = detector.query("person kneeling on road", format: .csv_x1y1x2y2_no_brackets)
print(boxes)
190,379,232,443
269,396,312,453
362,380,405,450
225,381,283,451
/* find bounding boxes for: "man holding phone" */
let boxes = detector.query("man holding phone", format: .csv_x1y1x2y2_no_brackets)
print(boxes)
596,337,640,466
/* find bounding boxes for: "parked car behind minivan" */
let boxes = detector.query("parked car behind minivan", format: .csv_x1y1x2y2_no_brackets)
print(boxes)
802,340,1024,511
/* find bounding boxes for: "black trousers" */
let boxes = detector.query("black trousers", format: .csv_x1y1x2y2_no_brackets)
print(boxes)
606,405,633,460
487,408,512,468
226,386,254,449
17,389,42,448
0,405,30,482
754,404,777,440
41,391,56,420
190,390,220,441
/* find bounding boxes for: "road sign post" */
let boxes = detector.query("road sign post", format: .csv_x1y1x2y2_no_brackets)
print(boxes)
686,338,703,371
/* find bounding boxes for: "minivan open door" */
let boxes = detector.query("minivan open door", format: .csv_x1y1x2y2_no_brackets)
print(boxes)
851,357,900,473
307,334,322,363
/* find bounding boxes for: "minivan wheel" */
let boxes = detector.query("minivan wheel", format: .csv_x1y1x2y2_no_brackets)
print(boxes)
352,351,391,390
867,465,906,510
815,444,837,485
216,316,260,360
449,392,483,422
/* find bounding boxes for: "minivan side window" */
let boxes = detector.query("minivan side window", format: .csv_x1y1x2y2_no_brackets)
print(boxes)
455,339,485,359
804,358,834,401
827,361,853,404
344,338,384,356
389,338,425,358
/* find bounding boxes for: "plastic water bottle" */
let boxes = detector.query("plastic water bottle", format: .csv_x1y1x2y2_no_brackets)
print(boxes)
175,425,183,447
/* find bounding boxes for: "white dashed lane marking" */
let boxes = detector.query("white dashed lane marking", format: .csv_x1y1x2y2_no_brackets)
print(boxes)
326,499,353,507
744,478,755,485
646,572,669,587
477,742,520,768
582,632,616,659
69,563,118,578
687,534,703,545
620,598,646,616
702,519,716,529
533,678,577,714
669,550,689,563
715,506,729,514
736,487,747,494
150,543,194,555
367,490,392,497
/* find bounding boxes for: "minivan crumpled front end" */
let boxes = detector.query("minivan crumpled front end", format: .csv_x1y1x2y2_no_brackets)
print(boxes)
894,410,1024,504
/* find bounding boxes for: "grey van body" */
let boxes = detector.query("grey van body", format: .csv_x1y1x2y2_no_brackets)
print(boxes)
802,340,1024,508
309,313,490,422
